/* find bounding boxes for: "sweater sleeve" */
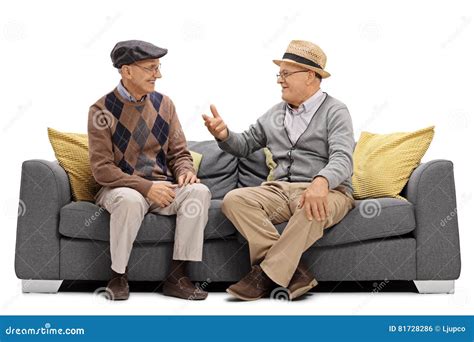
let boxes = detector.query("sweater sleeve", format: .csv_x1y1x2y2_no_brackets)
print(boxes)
165,99,195,179
217,114,268,158
88,105,153,197
315,105,355,189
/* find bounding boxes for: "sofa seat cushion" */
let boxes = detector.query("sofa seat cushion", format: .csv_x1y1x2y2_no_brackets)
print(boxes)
273,198,416,247
59,199,236,243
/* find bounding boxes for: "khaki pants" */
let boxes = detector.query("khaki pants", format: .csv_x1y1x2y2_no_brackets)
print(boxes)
96,182,211,274
222,181,355,287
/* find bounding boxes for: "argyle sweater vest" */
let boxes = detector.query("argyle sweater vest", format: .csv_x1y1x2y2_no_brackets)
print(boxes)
88,88,194,197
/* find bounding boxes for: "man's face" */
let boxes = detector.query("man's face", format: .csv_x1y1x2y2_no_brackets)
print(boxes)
123,58,162,95
277,62,311,106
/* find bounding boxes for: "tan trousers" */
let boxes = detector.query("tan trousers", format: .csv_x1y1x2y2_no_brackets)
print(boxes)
96,182,211,274
222,181,355,287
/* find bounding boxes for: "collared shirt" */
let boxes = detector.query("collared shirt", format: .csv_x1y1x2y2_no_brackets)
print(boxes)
117,81,146,103
284,89,327,145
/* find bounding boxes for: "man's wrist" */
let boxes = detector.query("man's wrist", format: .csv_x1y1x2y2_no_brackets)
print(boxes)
312,176,329,189
216,128,230,142
177,169,194,178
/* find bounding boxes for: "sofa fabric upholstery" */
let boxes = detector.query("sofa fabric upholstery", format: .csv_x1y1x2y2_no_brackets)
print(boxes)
15,140,461,284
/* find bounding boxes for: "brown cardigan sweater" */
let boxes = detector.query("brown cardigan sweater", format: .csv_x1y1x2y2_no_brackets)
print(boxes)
88,88,194,197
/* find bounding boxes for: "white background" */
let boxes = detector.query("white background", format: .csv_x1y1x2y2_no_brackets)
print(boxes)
1,0,473,315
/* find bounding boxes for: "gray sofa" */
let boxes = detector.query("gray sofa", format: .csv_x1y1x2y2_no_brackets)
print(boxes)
15,140,461,294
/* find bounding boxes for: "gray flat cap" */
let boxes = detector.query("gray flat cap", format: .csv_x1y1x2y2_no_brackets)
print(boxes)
110,40,168,68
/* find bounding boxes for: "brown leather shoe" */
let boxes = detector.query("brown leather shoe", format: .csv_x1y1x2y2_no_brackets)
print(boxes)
106,270,129,301
163,277,208,300
287,261,318,300
226,265,276,301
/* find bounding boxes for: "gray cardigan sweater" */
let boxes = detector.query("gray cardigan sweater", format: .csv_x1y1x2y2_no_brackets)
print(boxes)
218,93,355,193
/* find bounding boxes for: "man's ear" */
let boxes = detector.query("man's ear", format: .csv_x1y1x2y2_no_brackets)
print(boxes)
120,65,132,79
306,71,315,85
307,71,320,85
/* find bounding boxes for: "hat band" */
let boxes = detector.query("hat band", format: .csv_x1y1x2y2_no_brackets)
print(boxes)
282,52,323,70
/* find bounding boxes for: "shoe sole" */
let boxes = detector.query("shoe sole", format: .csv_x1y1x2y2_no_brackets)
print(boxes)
105,287,129,301
163,286,208,300
289,279,318,301
112,294,129,300
226,288,266,301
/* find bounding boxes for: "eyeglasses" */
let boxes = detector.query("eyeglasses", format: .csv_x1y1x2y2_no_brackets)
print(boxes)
276,70,308,81
133,63,162,74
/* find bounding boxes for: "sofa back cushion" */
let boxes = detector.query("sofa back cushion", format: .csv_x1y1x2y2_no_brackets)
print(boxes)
237,148,269,188
188,140,238,199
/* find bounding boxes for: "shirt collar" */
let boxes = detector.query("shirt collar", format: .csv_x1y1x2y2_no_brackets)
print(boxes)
287,89,324,115
117,81,147,102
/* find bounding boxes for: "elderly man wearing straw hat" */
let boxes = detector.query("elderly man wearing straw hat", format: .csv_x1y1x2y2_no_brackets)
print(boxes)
203,40,355,301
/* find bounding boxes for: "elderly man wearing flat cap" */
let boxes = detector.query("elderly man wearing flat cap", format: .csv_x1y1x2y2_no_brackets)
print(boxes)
203,40,355,301
88,40,211,300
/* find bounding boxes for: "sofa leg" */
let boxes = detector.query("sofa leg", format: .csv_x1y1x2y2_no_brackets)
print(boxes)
414,280,455,294
22,280,63,293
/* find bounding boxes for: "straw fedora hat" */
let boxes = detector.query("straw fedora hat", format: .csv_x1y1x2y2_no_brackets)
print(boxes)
273,40,331,79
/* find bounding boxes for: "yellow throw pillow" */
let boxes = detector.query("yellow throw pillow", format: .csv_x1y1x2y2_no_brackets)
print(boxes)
48,128,204,202
47,127,101,202
352,126,435,200
190,151,203,173
263,147,277,181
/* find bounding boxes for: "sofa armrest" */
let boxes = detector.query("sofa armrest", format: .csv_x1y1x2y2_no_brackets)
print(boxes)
405,160,461,280
15,160,71,280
